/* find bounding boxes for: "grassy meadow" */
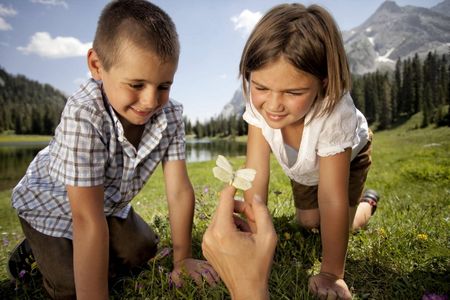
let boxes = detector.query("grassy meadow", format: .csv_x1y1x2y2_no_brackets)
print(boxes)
0,116,449,299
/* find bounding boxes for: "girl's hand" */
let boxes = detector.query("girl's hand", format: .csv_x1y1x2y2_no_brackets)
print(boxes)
170,258,219,287
308,273,352,300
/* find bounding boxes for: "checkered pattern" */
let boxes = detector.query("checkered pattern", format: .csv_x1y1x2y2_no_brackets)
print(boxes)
12,79,185,239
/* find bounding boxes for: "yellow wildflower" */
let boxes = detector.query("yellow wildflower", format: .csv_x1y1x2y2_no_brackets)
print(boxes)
417,233,428,241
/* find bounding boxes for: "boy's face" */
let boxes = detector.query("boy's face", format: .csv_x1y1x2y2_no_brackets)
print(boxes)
88,43,178,129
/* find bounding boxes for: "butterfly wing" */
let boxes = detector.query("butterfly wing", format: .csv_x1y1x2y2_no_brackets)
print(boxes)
213,155,234,184
216,155,233,174
213,166,233,184
233,168,256,191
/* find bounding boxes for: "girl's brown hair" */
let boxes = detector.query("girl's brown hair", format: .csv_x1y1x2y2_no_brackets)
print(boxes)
239,3,351,117
93,0,179,71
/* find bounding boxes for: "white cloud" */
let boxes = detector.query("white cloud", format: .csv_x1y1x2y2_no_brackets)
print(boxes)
0,4,17,31
17,32,92,59
219,73,228,79
30,0,68,9
231,9,262,36
0,18,12,31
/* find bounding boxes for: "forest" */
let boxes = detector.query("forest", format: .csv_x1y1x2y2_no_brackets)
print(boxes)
0,51,448,137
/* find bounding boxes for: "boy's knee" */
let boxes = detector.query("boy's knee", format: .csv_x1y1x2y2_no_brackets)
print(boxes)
296,210,320,230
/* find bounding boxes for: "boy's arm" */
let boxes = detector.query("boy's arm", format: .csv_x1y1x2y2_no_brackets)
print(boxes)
67,185,109,300
317,148,352,278
162,159,194,264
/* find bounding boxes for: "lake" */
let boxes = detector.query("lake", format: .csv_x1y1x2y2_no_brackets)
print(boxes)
0,139,247,191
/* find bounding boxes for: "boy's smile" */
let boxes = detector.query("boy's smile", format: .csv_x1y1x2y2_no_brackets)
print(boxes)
88,42,178,131
250,56,321,131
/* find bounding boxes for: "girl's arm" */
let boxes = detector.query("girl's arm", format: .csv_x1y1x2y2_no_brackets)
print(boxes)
317,148,352,278
67,185,109,300
244,124,271,204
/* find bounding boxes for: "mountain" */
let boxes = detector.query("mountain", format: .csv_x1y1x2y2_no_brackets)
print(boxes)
430,0,450,17
344,0,450,74
220,87,245,119
219,0,450,118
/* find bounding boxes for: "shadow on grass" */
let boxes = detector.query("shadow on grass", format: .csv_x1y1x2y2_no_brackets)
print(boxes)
270,215,450,300
346,258,449,299
1,215,448,299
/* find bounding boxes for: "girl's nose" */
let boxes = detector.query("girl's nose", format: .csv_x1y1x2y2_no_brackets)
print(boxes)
266,92,283,111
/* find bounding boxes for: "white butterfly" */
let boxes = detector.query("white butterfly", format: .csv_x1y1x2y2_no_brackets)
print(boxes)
212,155,256,191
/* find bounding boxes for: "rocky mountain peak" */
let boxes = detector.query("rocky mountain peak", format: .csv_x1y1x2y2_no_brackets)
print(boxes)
377,0,402,13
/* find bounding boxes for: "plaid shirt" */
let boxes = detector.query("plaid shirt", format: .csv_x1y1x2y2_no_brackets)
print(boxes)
12,79,185,239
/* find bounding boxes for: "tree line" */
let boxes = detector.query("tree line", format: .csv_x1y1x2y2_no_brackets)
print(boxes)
352,51,449,130
187,51,449,138
0,67,66,135
0,51,448,137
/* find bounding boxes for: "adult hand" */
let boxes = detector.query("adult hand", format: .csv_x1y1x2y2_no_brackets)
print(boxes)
170,258,219,287
202,185,277,300
308,273,352,300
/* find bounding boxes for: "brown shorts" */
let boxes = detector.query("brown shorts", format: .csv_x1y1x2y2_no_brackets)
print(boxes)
291,133,372,210
19,207,159,299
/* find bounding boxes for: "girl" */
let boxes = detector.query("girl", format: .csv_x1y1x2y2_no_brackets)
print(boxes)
240,3,380,299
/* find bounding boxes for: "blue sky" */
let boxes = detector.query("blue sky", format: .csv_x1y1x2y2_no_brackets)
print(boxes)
0,0,444,122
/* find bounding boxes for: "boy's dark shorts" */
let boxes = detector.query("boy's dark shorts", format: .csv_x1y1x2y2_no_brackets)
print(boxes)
290,132,373,210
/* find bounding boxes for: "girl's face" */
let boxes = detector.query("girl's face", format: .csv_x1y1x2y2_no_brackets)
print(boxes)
89,42,177,130
250,56,322,130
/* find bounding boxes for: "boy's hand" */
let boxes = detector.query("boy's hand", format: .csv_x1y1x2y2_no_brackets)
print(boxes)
171,258,219,287
308,273,352,300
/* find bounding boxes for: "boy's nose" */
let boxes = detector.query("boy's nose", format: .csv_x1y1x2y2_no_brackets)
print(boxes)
140,88,159,110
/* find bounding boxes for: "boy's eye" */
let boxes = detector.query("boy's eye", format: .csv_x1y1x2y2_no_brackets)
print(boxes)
158,85,171,91
287,91,303,96
128,83,144,90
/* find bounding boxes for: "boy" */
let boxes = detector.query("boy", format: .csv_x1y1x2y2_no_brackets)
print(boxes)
9,0,217,298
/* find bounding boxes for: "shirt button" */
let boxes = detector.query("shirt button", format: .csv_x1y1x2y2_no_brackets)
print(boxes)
118,136,124,142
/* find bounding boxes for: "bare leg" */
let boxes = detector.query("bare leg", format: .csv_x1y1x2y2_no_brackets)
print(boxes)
351,189,380,231
296,208,320,230
351,202,372,231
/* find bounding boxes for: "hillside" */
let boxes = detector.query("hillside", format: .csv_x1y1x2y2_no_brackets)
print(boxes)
0,67,66,135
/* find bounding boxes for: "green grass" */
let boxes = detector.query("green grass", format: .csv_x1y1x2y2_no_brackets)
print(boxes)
0,135,51,144
0,121,449,299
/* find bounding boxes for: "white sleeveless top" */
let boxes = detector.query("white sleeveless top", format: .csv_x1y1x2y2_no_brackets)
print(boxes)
243,93,369,186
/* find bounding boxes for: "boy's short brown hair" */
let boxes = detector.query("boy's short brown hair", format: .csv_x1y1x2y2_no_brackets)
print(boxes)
239,3,351,117
93,0,179,70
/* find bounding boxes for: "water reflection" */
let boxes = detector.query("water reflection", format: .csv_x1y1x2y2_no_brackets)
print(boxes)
0,139,247,191
185,139,246,162
0,146,43,191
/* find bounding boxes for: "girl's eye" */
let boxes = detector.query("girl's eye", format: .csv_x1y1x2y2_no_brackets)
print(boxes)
158,85,171,91
255,86,267,91
287,92,303,96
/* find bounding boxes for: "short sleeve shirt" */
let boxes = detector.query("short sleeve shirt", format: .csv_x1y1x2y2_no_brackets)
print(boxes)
12,79,185,239
243,93,369,186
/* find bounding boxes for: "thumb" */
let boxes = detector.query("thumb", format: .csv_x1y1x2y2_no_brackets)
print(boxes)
213,185,237,229
252,195,275,235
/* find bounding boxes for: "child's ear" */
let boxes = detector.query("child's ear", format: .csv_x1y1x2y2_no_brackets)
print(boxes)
87,48,103,80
